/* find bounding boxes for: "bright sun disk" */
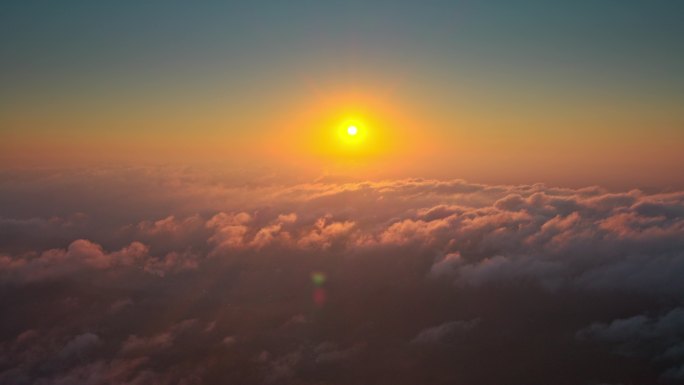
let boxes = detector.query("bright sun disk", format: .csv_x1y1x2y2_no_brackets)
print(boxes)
347,125,358,136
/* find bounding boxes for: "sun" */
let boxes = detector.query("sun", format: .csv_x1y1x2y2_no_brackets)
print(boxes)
337,119,366,147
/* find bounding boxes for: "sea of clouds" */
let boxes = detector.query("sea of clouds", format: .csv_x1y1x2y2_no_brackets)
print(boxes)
1,165,683,384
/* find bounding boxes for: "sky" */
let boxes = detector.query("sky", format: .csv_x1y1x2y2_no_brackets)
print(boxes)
2,0,683,187
2,2,684,385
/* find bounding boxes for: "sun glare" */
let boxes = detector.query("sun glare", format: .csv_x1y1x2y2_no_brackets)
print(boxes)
275,92,424,168
337,119,366,148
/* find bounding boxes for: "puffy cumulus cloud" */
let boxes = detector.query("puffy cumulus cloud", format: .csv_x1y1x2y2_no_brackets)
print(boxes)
261,350,302,383
313,342,365,364
108,298,133,314
44,357,153,385
411,319,480,345
58,333,100,360
0,213,89,255
378,216,451,246
204,211,355,252
222,336,237,346
120,319,197,355
418,190,684,296
254,341,366,383
0,239,148,283
206,212,252,254
1,166,684,384
143,250,199,277
248,213,296,250
135,214,204,237
0,318,208,385
577,308,684,380
0,239,199,283
296,217,356,250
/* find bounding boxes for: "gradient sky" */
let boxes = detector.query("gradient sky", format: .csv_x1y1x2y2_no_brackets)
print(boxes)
2,1,683,188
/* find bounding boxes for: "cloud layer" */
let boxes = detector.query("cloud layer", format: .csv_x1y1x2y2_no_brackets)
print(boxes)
1,166,683,384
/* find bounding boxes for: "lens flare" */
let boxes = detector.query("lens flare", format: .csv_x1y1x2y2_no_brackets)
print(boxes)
313,288,327,306
311,271,326,286
311,272,327,306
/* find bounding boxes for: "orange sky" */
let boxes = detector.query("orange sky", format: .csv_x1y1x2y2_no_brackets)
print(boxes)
3,81,683,190
2,2,683,189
